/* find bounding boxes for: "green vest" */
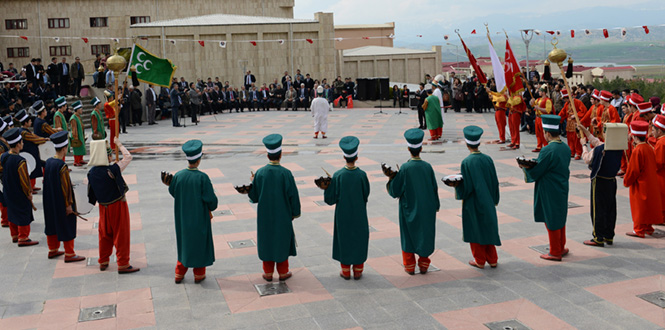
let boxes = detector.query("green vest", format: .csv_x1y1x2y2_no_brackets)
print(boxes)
69,114,86,156
54,111,68,131
92,110,106,140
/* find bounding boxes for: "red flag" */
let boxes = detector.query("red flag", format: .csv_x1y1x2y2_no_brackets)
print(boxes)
570,30,575,38
458,35,487,84
416,35,422,38
603,29,609,38
362,37,370,40
504,39,524,95
643,25,650,34
471,30,476,35
250,41,257,46
546,31,555,35
198,40,205,47
444,35,449,40
81,37,88,43
306,39,313,44
19,36,28,40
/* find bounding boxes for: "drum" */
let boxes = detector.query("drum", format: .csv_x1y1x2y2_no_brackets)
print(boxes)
19,152,36,174
442,174,463,187
73,183,94,215
38,141,56,160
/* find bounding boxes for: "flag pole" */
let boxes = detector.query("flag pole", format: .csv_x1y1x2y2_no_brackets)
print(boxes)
106,42,127,162
547,37,582,138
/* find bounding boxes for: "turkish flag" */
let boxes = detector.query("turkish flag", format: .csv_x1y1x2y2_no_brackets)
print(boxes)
198,40,205,47
306,39,313,44
603,29,609,38
571,30,575,38
471,30,476,35
19,36,28,40
504,39,524,95
459,35,487,84
250,41,257,46
643,26,650,34
81,37,89,43
362,37,370,40
546,31,555,35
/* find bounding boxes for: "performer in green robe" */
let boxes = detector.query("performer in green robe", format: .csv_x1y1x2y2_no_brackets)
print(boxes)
69,101,86,166
323,136,370,280
168,140,218,284
422,87,443,140
249,134,301,282
90,97,107,140
53,97,70,155
388,128,440,275
521,114,571,261
454,126,501,269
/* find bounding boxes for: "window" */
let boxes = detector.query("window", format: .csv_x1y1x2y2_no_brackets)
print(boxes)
48,18,69,29
130,16,150,25
5,19,27,30
49,45,71,57
7,47,29,58
90,17,108,27
91,44,110,55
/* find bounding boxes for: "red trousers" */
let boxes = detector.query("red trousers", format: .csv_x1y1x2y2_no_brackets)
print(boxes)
9,223,31,241
109,119,117,150
508,112,521,146
341,263,364,277
621,143,632,173
47,235,76,256
30,178,36,190
634,224,655,236
175,261,206,280
263,260,289,275
495,110,506,142
402,251,431,273
98,201,131,268
546,225,567,257
73,155,84,165
0,204,8,226
428,127,443,139
566,131,583,157
535,117,548,149
469,243,498,266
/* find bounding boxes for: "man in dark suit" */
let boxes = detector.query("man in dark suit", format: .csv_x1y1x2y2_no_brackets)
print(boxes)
281,72,291,88
145,84,157,125
297,83,309,111
260,84,269,111
210,86,221,114
304,74,314,95
71,57,85,98
129,85,142,126
47,57,60,90
179,77,188,90
244,70,256,91
249,87,260,111
169,83,183,127
57,58,70,96
227,86,239,113
24,58,38,87
218,87,228,113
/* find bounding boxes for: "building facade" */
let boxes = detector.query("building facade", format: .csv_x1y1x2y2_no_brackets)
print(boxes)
1,0,294,70
334,23,395,50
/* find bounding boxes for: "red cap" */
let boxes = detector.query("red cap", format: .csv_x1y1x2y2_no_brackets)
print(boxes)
637,102,652,113
661,104,665,114
599,90,612,101
591,89,600,100
653,114,665,130
561,89,569,98
630,120,649,136
629,94,644,107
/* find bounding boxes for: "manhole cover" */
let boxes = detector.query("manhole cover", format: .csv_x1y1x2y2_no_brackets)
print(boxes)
421,264,441,274
228,239,256,249
215,210,233,216
651,229,665,238
567,202,582,209
528,244,550,255
636,291,665,308
572,174,589,179
78,304,116,322
484,319,532,330
314,200,328,206
255,282,291,296
499,182,516,187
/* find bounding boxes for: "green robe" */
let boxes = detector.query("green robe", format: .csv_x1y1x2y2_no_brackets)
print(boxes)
388,157,439,256
424,95,443,130
249,161,301,262
168,168,218,267
523,140,571,230
54,111,70,153
455,152,501,245
324,166,370,265
92,110,106,140
69,114,85,156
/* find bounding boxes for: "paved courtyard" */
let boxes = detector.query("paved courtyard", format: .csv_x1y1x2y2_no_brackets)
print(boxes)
1,107,664,330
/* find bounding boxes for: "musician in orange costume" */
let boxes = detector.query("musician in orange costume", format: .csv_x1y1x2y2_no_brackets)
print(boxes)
488,90,507,144
557,89,587,159
652,115,665,225
507,94,525,150
103,91,118,150
532,87,553,152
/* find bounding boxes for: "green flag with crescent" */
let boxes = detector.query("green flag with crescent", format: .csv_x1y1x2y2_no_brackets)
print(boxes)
128,44,177,87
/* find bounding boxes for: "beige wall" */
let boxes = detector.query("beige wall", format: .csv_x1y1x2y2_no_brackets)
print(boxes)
340,46,442,84
0,0,294,69
334,24,395,50
129,12,336,88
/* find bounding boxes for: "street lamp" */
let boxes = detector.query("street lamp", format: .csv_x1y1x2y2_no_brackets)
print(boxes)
446,42,459,70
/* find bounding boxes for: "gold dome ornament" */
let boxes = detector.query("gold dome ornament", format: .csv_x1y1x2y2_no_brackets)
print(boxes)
130,65,137,72
97,65,104,72
106,47,127,73
547,38,567,64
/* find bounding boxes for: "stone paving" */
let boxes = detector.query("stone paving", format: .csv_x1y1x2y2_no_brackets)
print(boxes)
1,107,664,330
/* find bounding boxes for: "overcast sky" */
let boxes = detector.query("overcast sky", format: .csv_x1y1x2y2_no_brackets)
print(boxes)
294,0,665,44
